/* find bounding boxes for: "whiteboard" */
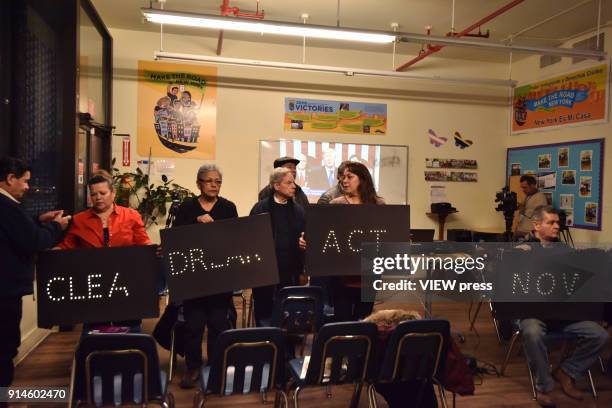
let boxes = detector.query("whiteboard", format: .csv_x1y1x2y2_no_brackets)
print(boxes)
258,139,408,204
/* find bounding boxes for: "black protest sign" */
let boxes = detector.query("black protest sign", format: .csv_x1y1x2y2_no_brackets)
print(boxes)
160,213,279,302
305,204,410,277
36,246,160,327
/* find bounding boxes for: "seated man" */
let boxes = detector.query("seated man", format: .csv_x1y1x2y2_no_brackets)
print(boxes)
519,205,608,407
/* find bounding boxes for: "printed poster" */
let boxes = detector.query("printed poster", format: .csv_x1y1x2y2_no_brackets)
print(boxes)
512,64,608,133
284,97,387,134
137,61,217,159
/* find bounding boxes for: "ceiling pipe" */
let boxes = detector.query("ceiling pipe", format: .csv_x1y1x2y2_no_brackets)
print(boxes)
396,0,525,71
217,0,264,55
154,51,518,87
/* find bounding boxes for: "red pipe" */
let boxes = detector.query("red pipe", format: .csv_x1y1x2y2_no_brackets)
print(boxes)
217,0,265,55
396,0,525,71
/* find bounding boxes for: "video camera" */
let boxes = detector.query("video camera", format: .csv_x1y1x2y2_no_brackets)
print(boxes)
495,186,518,241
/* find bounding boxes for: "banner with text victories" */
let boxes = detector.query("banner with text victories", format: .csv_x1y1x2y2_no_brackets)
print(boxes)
512,64,608,133
284,97,387,135
36,246,160,327
305,204,410,277
360,242,612,306
161,214,279,302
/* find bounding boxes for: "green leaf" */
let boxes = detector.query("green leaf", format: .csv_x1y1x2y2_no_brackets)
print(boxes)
161,174,168,183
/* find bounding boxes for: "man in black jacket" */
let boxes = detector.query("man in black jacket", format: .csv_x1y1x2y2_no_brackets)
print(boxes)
0,157,70,389
258,156,309,209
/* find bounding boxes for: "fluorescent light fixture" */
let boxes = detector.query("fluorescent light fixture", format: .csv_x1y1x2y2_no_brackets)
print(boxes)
141,8,397,44
399,32,606,60
154,51,517,87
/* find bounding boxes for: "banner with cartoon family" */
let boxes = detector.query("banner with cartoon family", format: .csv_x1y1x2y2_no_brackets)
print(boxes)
137,61,217,159
284,98,387,135
512,64,608,133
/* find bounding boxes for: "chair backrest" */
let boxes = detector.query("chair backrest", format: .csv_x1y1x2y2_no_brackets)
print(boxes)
378,319,450,383
304,322,378,385
71,334,164,405
410,229,435,242
206,328,285,396
271,286,324,334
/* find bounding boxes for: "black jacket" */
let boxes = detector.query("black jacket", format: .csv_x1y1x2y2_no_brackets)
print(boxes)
250,195,305,285
0,194,65,298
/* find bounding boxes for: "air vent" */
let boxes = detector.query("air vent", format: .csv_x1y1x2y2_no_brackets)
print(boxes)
572,33,604,64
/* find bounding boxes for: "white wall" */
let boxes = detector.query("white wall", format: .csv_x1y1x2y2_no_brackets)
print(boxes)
110,28,511,241
507,27,612,243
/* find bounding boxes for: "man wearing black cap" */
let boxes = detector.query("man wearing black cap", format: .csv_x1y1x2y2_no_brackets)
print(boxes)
258,156,309,208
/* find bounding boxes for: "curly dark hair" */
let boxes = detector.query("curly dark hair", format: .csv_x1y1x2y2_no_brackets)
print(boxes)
341,160,380,204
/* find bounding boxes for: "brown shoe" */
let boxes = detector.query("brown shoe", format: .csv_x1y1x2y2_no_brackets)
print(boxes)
552,367,583,400
536,391,556,407
179,368,200,389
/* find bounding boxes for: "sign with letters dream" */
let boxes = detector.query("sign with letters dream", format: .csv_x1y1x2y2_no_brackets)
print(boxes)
160,214,279,302
36,246,160,327
305,204,410,277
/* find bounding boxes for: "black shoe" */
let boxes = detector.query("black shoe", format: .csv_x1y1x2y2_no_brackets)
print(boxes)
179,368,200,389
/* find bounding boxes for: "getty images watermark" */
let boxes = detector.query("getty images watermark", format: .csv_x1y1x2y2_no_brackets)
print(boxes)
360,242,612,303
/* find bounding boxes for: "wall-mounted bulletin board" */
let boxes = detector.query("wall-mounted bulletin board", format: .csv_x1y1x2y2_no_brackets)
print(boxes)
506,138,604,230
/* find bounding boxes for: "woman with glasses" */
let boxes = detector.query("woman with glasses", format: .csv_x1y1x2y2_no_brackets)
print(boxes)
250,167,305,326
172,164,238,389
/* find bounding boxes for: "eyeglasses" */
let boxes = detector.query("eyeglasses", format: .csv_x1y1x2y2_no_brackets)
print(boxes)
198,178,223,185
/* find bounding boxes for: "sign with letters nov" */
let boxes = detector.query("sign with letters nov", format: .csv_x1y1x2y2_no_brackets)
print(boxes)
160,213,279,302
36,246,160,327
305,205,410,277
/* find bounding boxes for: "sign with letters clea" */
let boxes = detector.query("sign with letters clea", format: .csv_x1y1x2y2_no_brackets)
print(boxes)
305,204,410,277
36,246,160,327
160,213,279,302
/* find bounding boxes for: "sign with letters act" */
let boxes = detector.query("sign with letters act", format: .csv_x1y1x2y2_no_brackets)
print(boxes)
160,214,279,302
36,246,160,327
305,205,410,277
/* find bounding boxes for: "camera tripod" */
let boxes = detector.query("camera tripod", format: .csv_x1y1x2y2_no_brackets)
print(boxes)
560,226,574,248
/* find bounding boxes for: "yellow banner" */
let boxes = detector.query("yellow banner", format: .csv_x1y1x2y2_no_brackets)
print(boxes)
137,61,216,158
512,64,608,133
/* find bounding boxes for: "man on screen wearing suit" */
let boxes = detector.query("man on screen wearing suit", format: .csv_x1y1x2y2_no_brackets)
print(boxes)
309,149,337,191
0,157,70,391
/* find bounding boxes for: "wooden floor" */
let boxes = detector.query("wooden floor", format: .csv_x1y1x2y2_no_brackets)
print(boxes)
12,297,612,408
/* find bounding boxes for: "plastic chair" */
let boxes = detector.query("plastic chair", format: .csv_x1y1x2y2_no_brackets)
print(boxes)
271,286,324,334
367,319,450,408
288,321,378,408
194,327,288,407
68,334,174,407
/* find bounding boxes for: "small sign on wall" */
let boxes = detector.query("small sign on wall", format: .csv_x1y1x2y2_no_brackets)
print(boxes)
122,136,130,166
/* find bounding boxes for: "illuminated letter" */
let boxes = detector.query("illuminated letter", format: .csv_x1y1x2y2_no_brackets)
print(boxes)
108,273,129,298
87,274,103,299
322,230,341,254
167,251,188,276
512,272,530,295
347,229,364,253
69,276,86,300
188,248,208,272
46,277,65,302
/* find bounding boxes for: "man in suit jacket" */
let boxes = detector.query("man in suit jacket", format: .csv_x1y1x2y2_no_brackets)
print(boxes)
308,149,338,191
0,157,70,389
